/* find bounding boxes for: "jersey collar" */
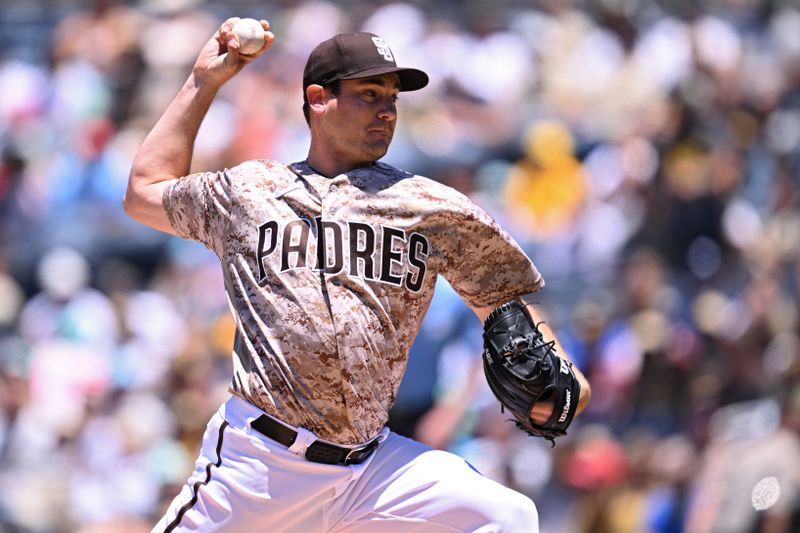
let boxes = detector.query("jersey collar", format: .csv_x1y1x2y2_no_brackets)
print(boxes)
290,160,378,181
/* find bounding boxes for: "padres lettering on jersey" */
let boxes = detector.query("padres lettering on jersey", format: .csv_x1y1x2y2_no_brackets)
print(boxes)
256,218,429,292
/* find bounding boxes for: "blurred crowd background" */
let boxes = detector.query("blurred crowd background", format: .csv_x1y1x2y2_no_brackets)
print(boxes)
1,0,799,531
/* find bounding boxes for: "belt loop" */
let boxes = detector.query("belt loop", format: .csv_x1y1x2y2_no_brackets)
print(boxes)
287,427,317,456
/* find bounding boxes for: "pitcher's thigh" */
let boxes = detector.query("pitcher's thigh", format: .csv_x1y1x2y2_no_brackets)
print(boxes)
152,414,330,533
336,435,539,533
152,417,271,532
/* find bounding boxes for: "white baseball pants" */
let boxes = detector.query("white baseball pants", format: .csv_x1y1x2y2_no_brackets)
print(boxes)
153,395,539,532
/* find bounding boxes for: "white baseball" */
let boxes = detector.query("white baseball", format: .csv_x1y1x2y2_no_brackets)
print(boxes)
232,18,265,56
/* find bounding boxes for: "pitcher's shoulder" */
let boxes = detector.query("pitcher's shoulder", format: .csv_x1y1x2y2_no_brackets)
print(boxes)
241,159,295,175
378,163,476,207
371,162,463,196
236,159,300,179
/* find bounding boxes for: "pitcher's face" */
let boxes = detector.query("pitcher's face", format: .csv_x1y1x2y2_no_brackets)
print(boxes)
316,73,400,167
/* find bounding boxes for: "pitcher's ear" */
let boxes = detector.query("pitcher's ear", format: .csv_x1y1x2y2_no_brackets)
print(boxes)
307,84,328,113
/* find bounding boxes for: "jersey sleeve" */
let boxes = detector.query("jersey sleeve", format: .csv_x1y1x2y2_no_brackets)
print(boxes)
163,168,234,256
436,193,544,310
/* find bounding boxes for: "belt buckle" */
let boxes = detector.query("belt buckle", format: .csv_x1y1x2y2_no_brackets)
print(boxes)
344,438,379,465
343,448,359,465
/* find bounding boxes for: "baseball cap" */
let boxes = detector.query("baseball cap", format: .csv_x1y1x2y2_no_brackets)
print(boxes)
303,32,429,92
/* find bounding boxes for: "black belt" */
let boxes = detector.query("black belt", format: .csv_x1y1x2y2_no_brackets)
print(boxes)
251,414,380,466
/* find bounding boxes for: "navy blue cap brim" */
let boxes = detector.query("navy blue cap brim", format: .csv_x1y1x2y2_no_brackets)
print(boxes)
337,65,429,92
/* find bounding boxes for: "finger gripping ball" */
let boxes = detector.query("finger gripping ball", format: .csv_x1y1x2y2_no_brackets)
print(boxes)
232,18,265,55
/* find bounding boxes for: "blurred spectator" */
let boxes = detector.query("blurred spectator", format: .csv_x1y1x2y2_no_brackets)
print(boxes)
1,0,799,531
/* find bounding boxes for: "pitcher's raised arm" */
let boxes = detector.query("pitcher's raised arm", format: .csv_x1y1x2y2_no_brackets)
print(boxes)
123,17,274,234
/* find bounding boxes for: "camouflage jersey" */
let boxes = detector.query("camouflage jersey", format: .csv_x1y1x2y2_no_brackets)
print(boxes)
164,159,543,444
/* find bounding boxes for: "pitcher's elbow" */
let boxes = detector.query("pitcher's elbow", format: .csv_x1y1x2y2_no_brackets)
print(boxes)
122,184,147,223
122,189,137,218
122,192,132,215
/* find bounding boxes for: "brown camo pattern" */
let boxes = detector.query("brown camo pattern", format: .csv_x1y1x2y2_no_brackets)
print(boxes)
163,159,543,444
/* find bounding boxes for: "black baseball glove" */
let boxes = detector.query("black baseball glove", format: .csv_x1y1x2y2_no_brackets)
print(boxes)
482,300,580,445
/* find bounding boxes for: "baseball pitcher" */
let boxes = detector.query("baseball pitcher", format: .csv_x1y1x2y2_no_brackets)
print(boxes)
124,17,591,533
